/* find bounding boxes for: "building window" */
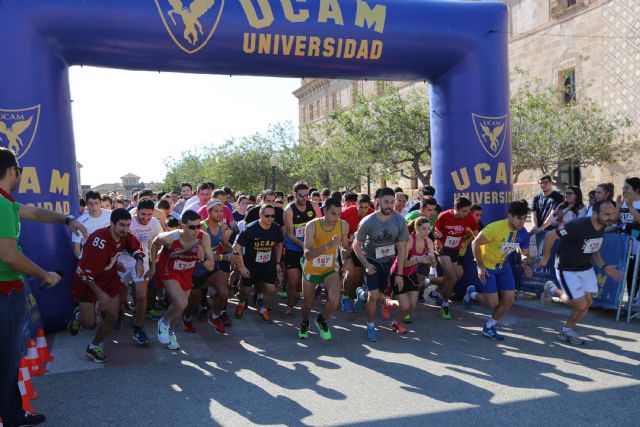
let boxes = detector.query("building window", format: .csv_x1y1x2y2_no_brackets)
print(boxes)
557,164,580,188
301,105,307,125
309,103,314,121
331,91,339,110
559,68,576,105
551,0,583,17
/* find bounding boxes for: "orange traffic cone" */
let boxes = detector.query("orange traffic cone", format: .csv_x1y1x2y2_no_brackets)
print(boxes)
19,358,38,400
35,329,54,363
25,339,46,376
18,367,38,413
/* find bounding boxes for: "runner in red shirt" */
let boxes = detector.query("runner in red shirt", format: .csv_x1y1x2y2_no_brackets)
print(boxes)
148,210,215,350
73,208,145,363
340,194,373,310
433,197,479,319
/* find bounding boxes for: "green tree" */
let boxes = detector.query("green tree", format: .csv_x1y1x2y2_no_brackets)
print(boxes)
511,74,638,180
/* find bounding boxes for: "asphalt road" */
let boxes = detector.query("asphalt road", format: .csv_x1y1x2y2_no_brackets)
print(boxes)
32,295,640,426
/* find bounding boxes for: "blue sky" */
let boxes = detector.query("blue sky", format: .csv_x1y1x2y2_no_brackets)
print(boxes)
70,66,300,186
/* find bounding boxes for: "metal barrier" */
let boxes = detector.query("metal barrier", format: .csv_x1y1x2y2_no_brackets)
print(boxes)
626,244,640,323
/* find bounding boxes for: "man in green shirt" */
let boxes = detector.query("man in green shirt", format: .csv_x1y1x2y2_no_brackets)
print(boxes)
0,147,86,426
405,196,439,229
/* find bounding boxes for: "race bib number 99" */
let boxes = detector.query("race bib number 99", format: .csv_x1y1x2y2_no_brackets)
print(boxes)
375,245,395,259
444,236,461,249
583,238,603,254
313,254,333,268
256,251,272,263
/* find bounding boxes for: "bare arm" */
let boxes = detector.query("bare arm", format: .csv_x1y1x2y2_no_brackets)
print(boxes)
471,232,489,269
394,240,408,274
538,231,560,266
201,233,215,271
19,204,88,239
73,242,82,259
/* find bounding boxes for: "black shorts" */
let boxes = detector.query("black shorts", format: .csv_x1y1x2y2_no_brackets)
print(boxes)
240,268,277,287
390,273,420,295
284,250,304,270
438,248,460,264
219,260,231,273
416,263,429,276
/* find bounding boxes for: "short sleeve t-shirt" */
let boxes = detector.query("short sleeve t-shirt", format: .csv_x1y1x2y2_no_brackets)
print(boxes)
356,211,410,262
0,189,23,291
434,209,479,251
479,219,530,270
404,209,437,228
245,205,285,227
531,191,564,228
236,220,284,275
119,216,163,271
555,217,604,271
340,206,374,241
72,208,111,244
197,204,235,225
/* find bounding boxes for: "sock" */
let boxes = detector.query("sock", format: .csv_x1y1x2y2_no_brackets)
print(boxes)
367,321,375,328
89,343,100,350
317,314,325,323
259,307,267,314
210,312,220,320
485,318,498,329
470,291,478,300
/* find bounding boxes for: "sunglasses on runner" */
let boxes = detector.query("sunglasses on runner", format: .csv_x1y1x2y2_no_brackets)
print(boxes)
263,214,276,218
185,224,200,230
296,193,308,198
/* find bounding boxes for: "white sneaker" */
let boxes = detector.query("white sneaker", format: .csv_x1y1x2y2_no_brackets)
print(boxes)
558,328,584,345
157,319,170,344
540,281,556,305
167,332,180,350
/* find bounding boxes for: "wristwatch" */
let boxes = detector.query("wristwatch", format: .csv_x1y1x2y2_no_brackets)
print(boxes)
65,215,76,225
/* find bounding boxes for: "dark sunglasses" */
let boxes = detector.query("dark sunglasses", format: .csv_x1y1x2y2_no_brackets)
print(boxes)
186,224,200,230
13,166,23,174
263,214,276,218
296,193,308,198
565,191,575,195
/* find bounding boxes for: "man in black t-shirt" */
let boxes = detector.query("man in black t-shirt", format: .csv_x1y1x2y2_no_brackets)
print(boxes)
233,204,283,324
530,175,564,233
538,200,620,344
244,190,285,227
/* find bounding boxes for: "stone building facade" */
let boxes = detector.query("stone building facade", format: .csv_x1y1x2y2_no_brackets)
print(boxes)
293,0,639,200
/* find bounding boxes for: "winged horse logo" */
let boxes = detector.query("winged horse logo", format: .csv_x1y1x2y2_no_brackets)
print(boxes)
155,0,224,54
472,114,508,159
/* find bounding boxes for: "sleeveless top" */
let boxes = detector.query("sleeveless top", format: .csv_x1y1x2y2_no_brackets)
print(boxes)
157,230,204,278
391,234,430,277
284,201,317,251
193,221,223,276
302,218,342,276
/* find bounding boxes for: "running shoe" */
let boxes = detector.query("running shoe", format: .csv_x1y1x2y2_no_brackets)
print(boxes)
133,329,150,346
482,325,504,341
85,345,108,363
146,308,161,320
430,290,444,307
382,298,392,319
440,306,452,320
220,311,232,326
167,332,180,350
558,328,585,345
541,281,556,305
341,296,355,313
235,303,245,319
17,411,46,426
355,287,367,312
366,324,377,342
392,321,407,334
182,316,196,333
278,290,288,298
259,309,272,324
298,321,310,339
283,305,295,319
157,319,170,344
403,314,413,324
209,316,226,334
464,285,476,310
68,306,81,336
315,316,332,340
197,305,209,322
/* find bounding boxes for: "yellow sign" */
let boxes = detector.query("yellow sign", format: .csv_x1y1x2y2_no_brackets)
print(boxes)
0,105,40,160
155,0,224,54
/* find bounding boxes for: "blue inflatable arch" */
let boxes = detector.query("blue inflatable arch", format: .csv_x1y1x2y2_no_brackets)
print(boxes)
0,0,511,329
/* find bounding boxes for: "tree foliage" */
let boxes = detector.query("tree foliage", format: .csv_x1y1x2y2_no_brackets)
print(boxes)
511,73,638,179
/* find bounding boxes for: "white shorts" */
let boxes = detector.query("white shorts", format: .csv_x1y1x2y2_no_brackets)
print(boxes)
118,267,147,285
556,268,598,300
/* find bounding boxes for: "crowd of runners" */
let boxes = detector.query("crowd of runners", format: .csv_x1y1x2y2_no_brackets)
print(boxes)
62,174,640,362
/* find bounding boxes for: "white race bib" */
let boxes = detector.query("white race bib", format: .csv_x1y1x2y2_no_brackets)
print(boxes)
295,225,306,239
444,236,461,248
375,244,395,259
313,254,334,268
500,242,520,256
173,260,195,271
255,251,272,263
583,238,603,254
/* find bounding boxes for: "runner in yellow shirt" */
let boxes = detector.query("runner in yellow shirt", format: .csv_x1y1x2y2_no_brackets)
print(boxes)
465,200,533,341
298,198,349,340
